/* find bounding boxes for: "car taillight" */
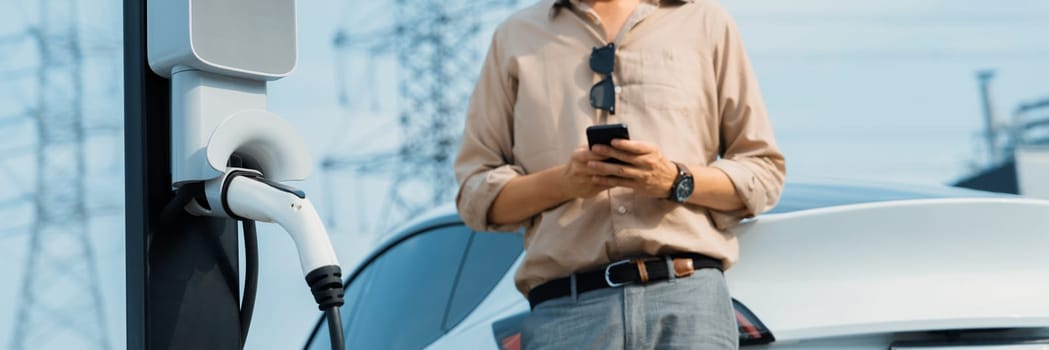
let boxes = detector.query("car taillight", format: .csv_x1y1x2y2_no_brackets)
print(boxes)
734,299,775,346
492,312,527,350
499,332,521,350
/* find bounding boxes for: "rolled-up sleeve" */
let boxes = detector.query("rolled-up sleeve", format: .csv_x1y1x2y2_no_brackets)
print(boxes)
455,27,528,232
707,8,787,230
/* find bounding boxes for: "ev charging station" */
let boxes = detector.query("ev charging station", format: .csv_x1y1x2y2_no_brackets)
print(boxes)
125,0,345,348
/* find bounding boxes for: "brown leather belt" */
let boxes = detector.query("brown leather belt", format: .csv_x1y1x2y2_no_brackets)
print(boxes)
527,253,723,309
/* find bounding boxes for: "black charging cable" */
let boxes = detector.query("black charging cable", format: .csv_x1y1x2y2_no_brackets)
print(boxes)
239,220,259,348
225,157,259,348
158,183,261,350
325,306,345,350
306,266,346,350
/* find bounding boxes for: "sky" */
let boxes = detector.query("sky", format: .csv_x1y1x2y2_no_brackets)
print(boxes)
0,0,1047,349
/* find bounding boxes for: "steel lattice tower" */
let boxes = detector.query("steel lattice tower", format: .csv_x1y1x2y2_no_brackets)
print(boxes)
325,0,518,233
10,0,112,348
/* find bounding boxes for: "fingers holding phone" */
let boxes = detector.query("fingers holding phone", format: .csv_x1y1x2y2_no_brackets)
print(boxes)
585,124,679,199
560,146,613,199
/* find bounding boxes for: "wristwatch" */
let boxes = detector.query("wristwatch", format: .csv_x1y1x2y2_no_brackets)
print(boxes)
668,161,694,203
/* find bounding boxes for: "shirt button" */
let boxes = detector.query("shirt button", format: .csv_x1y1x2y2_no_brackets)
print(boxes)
614,86,623,94
616,206,627,215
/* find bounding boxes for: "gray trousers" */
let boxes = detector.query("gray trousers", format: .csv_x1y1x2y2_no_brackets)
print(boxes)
521,268,738,350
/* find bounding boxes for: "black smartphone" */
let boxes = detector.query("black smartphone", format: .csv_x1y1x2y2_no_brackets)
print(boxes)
586,123,630,164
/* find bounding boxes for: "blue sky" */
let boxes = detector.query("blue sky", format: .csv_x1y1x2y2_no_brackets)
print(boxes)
0,0,1047,349
726,0,1049,184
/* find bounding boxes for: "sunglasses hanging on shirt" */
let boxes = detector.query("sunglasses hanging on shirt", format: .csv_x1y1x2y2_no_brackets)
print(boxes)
589,43,616,114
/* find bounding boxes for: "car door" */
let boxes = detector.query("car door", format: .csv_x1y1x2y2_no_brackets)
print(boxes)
307,224,472,350
306,223,525,350
442,230,523,332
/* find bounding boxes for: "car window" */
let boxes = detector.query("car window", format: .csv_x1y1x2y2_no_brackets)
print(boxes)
442,230,523,331
339,225,471,349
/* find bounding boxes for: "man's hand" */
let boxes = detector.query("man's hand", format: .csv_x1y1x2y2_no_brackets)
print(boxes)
588,139,677,199
486,147,612,226
561,146,614,199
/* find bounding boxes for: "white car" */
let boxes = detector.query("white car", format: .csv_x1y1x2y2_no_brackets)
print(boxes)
304,180,1049,349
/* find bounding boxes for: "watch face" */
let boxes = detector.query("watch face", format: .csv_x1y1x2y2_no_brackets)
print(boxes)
675,176,694,202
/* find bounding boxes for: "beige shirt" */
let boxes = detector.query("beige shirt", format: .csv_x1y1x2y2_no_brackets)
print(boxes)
455,0,786,295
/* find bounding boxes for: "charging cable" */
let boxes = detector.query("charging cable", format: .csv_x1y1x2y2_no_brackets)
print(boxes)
160,185,263,349
219,170,346,350
240,220,259,347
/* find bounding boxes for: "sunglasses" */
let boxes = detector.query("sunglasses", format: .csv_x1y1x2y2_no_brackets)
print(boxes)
589,43,616,114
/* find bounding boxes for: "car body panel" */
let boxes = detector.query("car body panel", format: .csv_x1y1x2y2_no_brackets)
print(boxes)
766,180,1007,215
728,198,1049,341
426,254,529,350
304,182,1049,349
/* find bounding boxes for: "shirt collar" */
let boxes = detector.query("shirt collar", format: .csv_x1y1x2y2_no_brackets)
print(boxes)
571,0,658,5
554,0,693,8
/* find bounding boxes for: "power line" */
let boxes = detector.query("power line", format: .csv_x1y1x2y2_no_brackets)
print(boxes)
0,68,37,80
0,112,30,128
0,145,36,160
0,158,32,192
0,194,32,208
0,31,28,45
0,228,31,241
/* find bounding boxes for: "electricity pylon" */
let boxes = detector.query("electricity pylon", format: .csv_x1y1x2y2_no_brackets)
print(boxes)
324,0,519,235
9,0,112,348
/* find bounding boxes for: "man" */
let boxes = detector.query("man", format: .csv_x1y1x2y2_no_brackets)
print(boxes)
455,0,785,348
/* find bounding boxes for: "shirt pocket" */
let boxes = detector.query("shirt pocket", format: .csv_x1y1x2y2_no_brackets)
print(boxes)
510,52,587,172
639,48,703,113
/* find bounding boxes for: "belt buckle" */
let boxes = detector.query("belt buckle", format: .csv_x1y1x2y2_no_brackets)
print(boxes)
604,259,633,288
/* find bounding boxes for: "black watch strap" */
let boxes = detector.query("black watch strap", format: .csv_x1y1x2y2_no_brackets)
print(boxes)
668,161,693,203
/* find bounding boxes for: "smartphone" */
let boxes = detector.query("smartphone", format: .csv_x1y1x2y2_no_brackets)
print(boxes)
586,123,630,164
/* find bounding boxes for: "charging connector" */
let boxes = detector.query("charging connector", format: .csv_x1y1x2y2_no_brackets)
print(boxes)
189,169,341,275
185,168,346,350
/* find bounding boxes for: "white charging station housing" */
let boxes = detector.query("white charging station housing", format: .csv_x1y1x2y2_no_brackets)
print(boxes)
145,1,345,334
148,0,297,80
147,0,310,188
